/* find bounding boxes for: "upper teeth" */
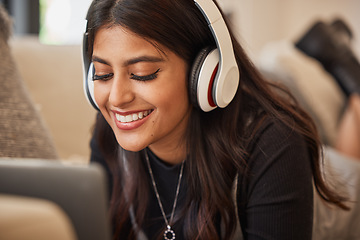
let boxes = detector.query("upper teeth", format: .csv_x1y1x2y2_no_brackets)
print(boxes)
115,110,151,123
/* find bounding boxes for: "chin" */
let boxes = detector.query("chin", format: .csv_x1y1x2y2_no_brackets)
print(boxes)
121,145,146,153
116,137,147,153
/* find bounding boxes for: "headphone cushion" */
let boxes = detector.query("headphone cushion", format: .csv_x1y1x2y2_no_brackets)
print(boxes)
84,63,99,110
189,47,215,108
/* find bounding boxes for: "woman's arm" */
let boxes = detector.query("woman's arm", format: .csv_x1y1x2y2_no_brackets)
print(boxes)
336,93,360,160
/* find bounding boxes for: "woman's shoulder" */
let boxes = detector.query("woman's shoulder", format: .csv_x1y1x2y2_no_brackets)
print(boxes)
246,116,307,157
241,116,312,186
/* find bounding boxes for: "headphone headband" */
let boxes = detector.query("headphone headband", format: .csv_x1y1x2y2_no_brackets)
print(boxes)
193,0,239,110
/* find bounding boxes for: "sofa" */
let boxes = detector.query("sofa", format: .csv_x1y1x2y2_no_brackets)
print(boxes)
0,4,82,240
1,1,96,162
8,36,97,162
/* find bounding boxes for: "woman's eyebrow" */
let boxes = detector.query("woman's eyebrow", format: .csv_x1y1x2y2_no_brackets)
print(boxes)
92,55,164,67
92,56,110,66
123,56,164,66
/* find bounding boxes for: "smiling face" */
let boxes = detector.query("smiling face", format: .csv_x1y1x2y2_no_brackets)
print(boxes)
92,25,191,164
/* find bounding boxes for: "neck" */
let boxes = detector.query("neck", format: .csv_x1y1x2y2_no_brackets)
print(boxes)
148,144,187,165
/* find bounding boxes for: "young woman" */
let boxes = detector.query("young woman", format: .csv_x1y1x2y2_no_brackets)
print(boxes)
84,0,347,239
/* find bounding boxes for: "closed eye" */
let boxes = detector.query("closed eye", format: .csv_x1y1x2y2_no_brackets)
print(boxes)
130,68,160,81
93,73,114,81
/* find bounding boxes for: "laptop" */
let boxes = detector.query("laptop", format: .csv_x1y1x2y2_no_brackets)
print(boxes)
0,158,111,240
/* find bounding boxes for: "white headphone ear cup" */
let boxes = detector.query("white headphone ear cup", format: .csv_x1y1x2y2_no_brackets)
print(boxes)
83,62,99,110
190,48,220,112
189,47,213,109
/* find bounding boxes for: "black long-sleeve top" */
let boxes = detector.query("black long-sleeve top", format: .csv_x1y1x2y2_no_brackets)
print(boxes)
90,118,313,239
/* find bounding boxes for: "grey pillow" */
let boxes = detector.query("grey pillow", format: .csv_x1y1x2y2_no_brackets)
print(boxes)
0,4,58,159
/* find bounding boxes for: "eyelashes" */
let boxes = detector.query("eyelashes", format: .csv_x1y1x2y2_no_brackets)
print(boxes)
93,68,160,82
130,68,160,81
93,73,114,81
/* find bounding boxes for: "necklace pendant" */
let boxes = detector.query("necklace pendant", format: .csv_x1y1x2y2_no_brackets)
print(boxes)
164,225,175,240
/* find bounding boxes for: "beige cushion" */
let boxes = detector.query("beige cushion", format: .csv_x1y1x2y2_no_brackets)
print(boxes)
0,4,58,159
0,194,77,240
313,147,360,239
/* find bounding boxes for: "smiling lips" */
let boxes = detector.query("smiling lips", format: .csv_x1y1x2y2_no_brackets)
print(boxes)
115,110,152,123
113,109,153,130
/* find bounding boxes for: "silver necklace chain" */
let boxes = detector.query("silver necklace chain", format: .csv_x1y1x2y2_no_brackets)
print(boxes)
144,150,185,240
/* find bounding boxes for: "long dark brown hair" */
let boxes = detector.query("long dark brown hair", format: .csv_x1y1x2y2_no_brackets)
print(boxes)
86,0,348,239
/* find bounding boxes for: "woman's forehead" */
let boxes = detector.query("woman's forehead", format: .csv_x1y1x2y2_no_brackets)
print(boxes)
93,25,169,59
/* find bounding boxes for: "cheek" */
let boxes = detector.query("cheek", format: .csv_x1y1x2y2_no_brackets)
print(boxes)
174,74,190,106
94,83,115,125
93,82,109,109
159,78,190,115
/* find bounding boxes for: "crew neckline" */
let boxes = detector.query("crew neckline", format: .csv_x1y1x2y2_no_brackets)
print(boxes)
145,148,184,170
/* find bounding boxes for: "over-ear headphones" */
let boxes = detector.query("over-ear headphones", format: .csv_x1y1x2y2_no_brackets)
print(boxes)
82,0,239,112
82,31,98,110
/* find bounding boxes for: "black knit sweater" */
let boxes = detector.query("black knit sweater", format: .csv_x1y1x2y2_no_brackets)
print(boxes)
90,119,313,240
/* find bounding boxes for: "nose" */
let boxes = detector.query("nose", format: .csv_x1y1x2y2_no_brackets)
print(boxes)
108,76,135,107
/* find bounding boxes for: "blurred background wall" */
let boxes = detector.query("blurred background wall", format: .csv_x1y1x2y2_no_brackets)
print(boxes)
222,0,360,62
2,0,359,58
